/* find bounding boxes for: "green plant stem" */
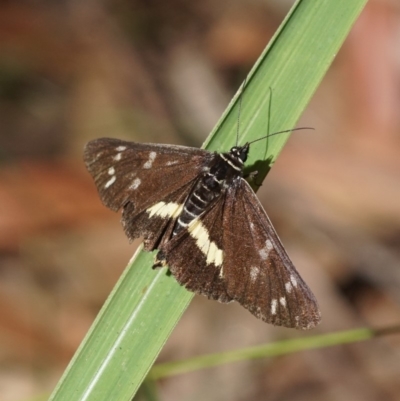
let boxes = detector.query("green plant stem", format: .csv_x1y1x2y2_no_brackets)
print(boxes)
149,325,400,379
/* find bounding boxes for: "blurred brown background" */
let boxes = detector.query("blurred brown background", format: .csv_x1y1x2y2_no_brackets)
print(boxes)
1,0,400,400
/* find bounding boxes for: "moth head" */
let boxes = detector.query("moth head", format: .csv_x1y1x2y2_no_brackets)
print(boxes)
230,143,250,163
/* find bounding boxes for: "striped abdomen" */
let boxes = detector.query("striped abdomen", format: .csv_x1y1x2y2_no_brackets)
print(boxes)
173,172,223,236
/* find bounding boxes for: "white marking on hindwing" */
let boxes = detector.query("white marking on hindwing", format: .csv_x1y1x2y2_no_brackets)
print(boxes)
166,160,179,166
285,281,293,293
108,167,115,175
271,299,277,315
105,175,116,188
290,274,298,288
113,153,122,161
259,239,274,260
147,201,184,219
250,266,259,282
259,249,268,260
143,151,157,169
130,177,141,190
116,146,126,151
279,296,287,307
188,219,223,266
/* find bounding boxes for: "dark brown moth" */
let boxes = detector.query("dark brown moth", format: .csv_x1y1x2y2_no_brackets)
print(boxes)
84,135,321,329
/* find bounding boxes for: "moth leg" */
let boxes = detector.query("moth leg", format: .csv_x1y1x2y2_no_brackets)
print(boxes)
153,251,167,269
244,170,263,188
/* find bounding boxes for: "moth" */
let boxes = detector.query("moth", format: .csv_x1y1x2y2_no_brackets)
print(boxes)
84,131,321,329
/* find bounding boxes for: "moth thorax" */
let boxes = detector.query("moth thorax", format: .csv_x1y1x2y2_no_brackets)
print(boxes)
219,151,244,174
204,173,222,190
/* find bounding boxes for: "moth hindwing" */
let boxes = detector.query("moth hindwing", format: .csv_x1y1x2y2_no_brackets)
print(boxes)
84,137,321,329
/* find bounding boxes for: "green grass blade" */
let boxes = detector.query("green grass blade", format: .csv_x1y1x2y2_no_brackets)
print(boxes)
49,1,368,400
49,247,193,401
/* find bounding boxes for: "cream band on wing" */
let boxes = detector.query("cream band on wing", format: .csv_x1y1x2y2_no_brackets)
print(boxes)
188,219,223,267
146,201,184,219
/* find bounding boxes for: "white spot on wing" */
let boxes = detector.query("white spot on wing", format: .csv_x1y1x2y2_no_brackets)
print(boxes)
271,299,277,315
108,167,115,175
250,266,259,282
188,219,223,266
116,145,126,151
130,177,141,190
143,151,157,169
285,281,293,293
105,175,116,188
290,274,298,288
147,201,184,219
113,153,122,161
259,249,268,260
279,296,286,307
259,239,274,260
166,160,179,166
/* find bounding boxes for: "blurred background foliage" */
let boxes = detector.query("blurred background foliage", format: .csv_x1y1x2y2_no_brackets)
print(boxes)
1,1,400,400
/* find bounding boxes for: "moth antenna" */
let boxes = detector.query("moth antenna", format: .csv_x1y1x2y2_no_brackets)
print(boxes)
247,127,315,146
236,77,247,146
